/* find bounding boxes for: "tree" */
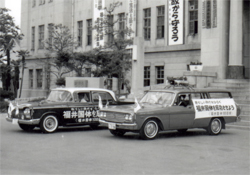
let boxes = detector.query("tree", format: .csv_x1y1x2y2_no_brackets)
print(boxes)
0,8,23,91
43,24,75,84
91,1,133,96
11,59,20,98
16,50,29,98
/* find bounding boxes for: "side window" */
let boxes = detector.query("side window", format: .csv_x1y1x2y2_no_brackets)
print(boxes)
91,92,114,103
208,92,232,99
175,93,191,107
76,92,90,102
190,93,201,99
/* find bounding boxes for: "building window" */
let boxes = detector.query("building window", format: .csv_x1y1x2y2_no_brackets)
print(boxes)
31,27,35,51
189,0,198,35
118,13,125,39
157,6,165,39
144,67,150,87
38,25,44,49
32,0,36,7
29,70,33,88
87,19,92,46
48,23,53,49
36,69,43,88
107,15,114,43
39,0,45,5
144,8,151,40
77,21,83,47
156,66,164,84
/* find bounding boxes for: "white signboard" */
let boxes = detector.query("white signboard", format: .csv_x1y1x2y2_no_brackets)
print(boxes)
168,0,184,45
192,99,237,119
93,0,105,48
127,0,137,39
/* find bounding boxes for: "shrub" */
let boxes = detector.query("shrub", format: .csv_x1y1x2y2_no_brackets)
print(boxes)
0,89,14,101
55,77,65,86
0,101,9,113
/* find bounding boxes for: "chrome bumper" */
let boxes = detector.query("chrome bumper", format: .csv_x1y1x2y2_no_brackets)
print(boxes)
99,119,138,130
6,116,40,125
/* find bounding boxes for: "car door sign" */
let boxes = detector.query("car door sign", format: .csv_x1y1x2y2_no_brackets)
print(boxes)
192,99,237,119
63,107,99,122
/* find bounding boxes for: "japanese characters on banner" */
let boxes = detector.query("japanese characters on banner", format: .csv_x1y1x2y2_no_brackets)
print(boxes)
202,0,217,28
192,99,237,119
127,0,137,39
168,0,184,45
93,0,105,48
63,107,99,123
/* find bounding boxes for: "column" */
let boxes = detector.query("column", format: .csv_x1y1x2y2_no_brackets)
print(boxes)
130,37,145,98
228,0,244,79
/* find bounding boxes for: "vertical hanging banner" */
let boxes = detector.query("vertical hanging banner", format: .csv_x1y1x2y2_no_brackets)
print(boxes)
93,0,105,48
127,0,137,39
168,0,184,45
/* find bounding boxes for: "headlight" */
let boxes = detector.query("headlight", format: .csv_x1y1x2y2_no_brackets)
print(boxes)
99,111,106,118
23,108,31,119
124,114,133,122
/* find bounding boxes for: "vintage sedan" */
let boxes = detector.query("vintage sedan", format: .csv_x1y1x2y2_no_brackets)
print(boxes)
6,87,133,133
99,87,241,140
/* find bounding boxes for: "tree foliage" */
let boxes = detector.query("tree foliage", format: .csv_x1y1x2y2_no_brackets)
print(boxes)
0,8,23,92
90,1,133,95
44,24,75,80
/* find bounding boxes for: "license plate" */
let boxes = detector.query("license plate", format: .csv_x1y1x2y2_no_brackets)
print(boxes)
108,123,116,130
12,119,18,125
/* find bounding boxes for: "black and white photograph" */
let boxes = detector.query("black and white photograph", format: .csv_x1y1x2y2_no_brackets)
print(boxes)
0,0,249,174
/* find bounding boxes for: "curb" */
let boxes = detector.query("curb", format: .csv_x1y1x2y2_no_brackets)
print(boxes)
226,125,250,130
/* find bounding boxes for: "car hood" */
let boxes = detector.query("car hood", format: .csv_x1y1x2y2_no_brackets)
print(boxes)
102,103,166,114
11,100,65,109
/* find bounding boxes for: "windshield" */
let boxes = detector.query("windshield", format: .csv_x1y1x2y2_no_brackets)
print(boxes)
47,90,73,102
140,91,175,106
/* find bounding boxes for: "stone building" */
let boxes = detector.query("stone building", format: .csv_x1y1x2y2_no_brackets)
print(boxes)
19,0,249,98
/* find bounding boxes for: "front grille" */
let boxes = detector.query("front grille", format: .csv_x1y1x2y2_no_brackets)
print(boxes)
105,112,126,123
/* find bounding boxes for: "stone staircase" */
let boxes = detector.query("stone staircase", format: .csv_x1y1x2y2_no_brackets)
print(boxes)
207,79,250,129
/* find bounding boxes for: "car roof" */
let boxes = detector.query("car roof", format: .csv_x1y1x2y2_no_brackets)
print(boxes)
148,88,231,94
52,87,117,98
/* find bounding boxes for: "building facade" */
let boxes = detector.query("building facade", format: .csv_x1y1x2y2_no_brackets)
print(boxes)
20,0,250,98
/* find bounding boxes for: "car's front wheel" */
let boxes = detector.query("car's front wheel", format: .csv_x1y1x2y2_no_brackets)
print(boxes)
140,119,159,140
19,124,35,132
207,118,222,135
40,115,58,133
109,129,126,137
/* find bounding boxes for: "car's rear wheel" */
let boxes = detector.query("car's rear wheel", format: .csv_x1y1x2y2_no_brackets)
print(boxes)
40,115,58,133
109,129,126,137
140,119,159,140
18,124,35,132
207,118,222,135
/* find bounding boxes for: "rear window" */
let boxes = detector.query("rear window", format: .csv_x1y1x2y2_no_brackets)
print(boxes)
208,92,231,99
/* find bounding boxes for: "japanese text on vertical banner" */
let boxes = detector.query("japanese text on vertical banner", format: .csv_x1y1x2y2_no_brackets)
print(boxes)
168,0,183,45
93,0,105,48
127,0,137,39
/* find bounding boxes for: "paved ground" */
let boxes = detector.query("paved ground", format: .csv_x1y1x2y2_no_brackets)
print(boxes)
1,113,250,175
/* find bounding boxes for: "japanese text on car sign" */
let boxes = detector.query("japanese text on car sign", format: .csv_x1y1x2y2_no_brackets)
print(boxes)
192,99,237,119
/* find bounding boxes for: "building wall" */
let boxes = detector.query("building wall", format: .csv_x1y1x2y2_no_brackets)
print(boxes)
19,0,249,98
